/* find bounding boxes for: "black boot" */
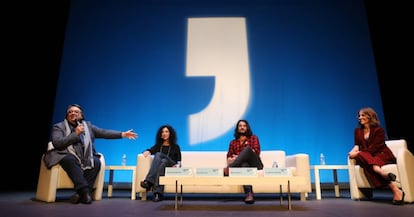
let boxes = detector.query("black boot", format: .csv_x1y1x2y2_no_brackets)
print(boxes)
244,192,255,204
243,185,254,204
223,167,229,176
140,180,153,191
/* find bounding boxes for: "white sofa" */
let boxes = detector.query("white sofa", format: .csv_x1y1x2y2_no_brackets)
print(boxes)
348,139,414,203
135,150,311,200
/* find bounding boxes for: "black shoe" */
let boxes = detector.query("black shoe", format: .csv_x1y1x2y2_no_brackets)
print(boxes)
140,180,153,191
244,192,255,204
70,193,80,204
388,173,397,182
80,190,92,204
152,193,163,202
392,191,405,205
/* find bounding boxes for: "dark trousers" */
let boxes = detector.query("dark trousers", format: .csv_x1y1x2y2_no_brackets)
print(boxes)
59,154,101,193
228,146,263,193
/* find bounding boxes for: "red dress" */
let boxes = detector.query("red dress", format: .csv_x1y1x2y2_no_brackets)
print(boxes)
354,126,396,187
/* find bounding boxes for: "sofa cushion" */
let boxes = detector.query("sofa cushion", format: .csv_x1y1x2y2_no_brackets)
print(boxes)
260,150,286,168
180,150,287,169
181,151,227,168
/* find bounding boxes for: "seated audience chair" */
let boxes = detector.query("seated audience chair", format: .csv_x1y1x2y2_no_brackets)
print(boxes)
348,139,414,203
35,142,105,202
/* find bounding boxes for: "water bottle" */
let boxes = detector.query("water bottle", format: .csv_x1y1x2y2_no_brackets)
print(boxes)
319,153,325,165
121,154,127,166
272,160,278,168
177,161,182,168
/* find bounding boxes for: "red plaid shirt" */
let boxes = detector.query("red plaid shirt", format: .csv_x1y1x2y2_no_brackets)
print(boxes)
226,135,261,158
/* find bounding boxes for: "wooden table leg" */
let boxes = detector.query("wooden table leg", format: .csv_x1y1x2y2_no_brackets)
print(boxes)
108,170,114,198
131,168,136,200
288,180,291,210
333,169,340,197
180,184,183,206
279,184,283,206
174,180,178,210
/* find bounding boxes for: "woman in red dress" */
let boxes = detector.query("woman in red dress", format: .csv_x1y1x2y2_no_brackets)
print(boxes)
348,107,404,205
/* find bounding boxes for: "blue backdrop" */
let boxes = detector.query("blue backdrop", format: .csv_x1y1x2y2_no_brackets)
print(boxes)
52,0,384,183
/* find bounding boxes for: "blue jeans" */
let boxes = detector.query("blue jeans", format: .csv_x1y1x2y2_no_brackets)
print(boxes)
144,152,175,194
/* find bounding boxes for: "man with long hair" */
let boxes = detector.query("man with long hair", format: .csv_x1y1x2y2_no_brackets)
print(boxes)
225,119,263,204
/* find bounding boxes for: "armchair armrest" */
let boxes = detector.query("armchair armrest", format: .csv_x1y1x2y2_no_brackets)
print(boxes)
286,153,311,192
136,154,152,187
396,147,414,202
347,157,362,200
135,153,153,200
93,152,105,201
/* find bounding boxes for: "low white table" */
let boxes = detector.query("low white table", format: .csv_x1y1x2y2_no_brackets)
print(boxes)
105,165,137,200
310,165,348,200
159,176,307,210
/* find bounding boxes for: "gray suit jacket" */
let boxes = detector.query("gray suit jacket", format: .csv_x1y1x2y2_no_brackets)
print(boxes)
43,120,122,169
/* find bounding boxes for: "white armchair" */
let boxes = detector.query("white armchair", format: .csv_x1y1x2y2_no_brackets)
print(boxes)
35,142,106,202
348,139,414,202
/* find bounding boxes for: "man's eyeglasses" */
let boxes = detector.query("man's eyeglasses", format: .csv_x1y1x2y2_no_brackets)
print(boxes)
67,110,81,114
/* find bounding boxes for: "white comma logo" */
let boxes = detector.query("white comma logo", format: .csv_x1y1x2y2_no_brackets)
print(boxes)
186,17,251,145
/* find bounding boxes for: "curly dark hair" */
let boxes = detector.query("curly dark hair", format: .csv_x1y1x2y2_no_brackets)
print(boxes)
155,124,178,145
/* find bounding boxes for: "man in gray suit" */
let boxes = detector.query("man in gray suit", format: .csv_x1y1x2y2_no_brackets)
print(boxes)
44,104,138,204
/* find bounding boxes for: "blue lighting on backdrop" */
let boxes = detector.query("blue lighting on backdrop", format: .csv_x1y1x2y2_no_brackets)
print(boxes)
52,0,384,183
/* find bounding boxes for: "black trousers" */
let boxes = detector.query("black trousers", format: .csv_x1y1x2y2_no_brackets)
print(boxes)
59,154,101,193
228,146,263,193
